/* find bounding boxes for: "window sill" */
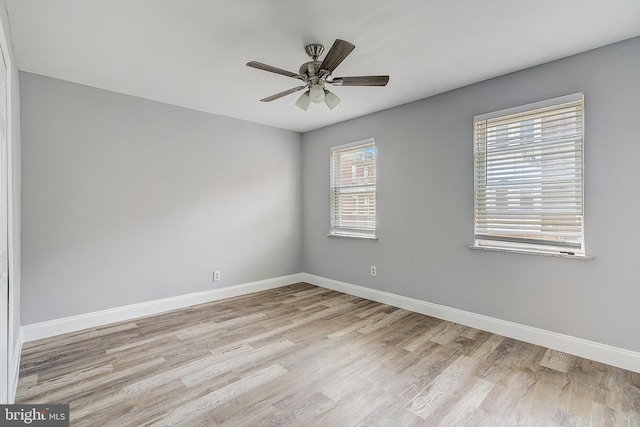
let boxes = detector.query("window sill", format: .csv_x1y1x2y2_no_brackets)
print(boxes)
327,234,378,241
467,245,594,260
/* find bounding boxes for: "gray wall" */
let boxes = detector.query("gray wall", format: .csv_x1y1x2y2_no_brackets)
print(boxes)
302,37,640,352
21,72,302,324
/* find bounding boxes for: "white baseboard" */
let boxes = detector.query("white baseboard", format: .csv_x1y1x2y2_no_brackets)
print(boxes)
8,327,23,403
303,273,640,373
18,272,640,374
22,274,303,343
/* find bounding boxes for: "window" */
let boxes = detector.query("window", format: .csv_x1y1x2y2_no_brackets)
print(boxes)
473,93,586,256
330,139,376,239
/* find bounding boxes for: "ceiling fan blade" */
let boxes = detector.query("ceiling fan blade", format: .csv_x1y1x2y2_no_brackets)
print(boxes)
330,75,389,87
247,61,302,80
260,86,306,102
319,39,355,73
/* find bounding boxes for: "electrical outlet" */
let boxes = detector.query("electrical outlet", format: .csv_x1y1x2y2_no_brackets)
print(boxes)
370,265,377,277
213,271,221,282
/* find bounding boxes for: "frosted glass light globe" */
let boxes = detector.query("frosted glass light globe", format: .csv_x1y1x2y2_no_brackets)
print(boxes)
295,91,311,111
309,84,325,104
324,90,340,109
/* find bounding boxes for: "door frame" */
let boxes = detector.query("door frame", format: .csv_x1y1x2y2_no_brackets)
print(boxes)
0,10,17,404
0,41,7,405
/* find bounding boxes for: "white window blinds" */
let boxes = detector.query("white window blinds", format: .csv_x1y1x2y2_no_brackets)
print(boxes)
330,139,376,239
473,94,585,255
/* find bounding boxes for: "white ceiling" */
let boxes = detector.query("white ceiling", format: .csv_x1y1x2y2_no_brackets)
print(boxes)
5,0,640,133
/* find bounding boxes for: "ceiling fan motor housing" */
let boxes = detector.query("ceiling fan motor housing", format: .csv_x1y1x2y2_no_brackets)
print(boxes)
300,61,324,81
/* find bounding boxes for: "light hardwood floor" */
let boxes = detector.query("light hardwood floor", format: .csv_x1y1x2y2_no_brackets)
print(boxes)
16,283,640,426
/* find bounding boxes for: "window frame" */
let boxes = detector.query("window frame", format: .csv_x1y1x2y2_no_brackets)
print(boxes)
329,138,377,240
470,93,592,259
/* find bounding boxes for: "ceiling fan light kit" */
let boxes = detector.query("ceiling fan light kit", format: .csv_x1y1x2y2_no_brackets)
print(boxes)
295,91,311,111
309,84,325,103
247,39,389,111
324,90,340,110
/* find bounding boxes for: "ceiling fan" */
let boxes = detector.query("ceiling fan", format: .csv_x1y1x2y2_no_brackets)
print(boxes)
246,39,389,111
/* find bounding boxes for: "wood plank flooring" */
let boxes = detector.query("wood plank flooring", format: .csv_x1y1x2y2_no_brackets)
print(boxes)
16,283,640,426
